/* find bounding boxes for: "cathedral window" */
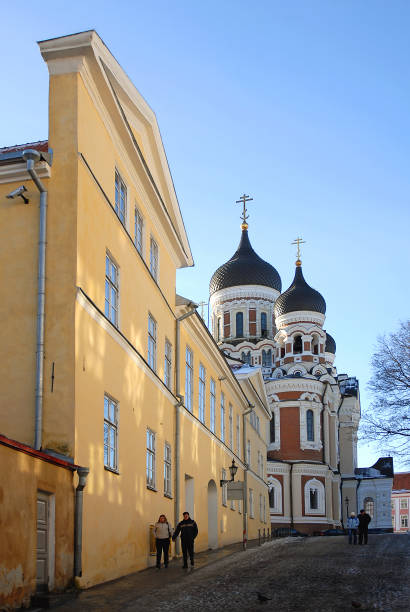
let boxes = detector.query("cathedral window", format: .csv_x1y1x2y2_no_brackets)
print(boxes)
312,334,319,355
241,351,251,365
310,488,318,510
269,487,275,508
262,349,272,367
261,312,267,337
281,347,285,358
236,312,244,337
293,335,302,354
268,477,282,513
306,409,314,441
270,414,275,443
304,479,325,515
217,317,222,341
364,497,375,519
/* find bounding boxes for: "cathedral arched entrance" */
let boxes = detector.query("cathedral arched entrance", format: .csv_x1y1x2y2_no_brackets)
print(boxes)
207,479,218,549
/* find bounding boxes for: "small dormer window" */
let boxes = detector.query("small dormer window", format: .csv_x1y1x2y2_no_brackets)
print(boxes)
293,335,302,354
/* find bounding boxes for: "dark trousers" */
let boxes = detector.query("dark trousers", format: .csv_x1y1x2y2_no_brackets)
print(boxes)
181,539,194,566
348,529,357,544
156,538,170,567
358,528,368,545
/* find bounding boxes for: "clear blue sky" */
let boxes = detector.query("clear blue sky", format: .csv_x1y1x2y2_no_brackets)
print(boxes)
1,1,409,468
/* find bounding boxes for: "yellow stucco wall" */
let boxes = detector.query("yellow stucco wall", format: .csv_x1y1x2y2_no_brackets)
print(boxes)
0,443,75,609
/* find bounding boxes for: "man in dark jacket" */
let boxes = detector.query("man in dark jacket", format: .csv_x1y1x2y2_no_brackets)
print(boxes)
172,511,198,568
358,508,371,544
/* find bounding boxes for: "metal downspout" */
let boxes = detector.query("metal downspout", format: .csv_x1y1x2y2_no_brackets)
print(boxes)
174,306,197,555
74,467,89,577
22,149,47,450
242,406,254,550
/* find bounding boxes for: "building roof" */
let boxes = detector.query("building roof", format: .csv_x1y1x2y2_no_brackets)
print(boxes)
209,228,282,295
274,263,326,317
355,457,394,479
0,140,48,154
325,332,336,354
393,472,410,491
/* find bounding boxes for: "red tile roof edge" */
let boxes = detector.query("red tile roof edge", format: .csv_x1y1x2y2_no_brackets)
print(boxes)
393,472,410,490
0,140,49,154
0,433,79,470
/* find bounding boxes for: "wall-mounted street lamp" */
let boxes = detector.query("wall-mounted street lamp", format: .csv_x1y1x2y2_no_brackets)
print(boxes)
220,459,238,487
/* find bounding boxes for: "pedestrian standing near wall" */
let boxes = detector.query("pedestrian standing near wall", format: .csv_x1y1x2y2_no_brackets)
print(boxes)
347,512,359,544
358,508,371,545
172,511,198,569
154,514,174,569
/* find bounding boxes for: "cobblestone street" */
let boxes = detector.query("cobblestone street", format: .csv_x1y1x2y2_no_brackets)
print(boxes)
50,533,410,612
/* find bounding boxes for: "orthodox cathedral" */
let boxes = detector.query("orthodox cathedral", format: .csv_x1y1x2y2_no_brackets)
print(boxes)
209,198,393,534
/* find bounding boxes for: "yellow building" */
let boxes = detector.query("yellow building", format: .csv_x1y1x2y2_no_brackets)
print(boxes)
0,31,270,607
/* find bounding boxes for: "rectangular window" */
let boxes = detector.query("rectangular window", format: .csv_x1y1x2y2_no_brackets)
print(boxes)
115,170,127,225
150,237,159,282
105,254,119,327
401,515,408,528
400,498,408,509
164,339,172,389
164,442,171,496
229,404,233,449
185,347,193,412
236,414,240,455
104,395,118,471
249,488,254,518
148,315,157,371
263,495,266,523
199,364,206,423
210,379,216,433
220,393,225,442
222,469,227,506
134,207,144,254
259,494,263,521
146,428,156,488
247,439,251,466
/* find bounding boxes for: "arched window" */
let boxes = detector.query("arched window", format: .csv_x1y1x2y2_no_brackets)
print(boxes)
270,414,275,443
310,488,318,509
262,349,272,367
304,479,325,515
241,351,251,366
217,317,222,342
364,497,375,519
293,335,302,354
268,477,282,513
261,312,267,337
312,335,319,355
306,410,314,441
236,312,244,338
269,487,275,508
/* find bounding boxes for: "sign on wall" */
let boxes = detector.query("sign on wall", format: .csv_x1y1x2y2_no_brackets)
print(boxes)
227,481,244,500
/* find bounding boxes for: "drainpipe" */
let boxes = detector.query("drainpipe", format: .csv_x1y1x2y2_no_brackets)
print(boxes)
22,149,47,450
174,305,197,554
242,405,254,550
74,467,89,577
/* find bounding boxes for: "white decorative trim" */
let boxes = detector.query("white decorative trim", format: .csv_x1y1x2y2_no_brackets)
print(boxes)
267,402,280,451
266,379,324,395
287,364,308,375
300,402,323,450
267,476,282,513
0,160,51,184
266,462,290,476
304,478,326,515
276,311,325,329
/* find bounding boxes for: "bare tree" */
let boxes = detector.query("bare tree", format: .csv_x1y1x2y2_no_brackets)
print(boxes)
362,320,410,461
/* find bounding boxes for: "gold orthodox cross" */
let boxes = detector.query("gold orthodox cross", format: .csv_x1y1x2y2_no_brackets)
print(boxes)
292,237,306,261
236,194,253,224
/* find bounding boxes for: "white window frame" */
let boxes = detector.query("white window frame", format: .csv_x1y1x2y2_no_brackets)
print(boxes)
104,394,118,471
222,469,227,506
134,206,144,255
115,169,127,226
247,439,251,467
148,314,157,372
164,339,172,389
268,402,280,451
249,488,254,518
236,414,241,455
105,253,119,327
220,392,225,442
299,403,322,451
210,378,216,433
400,498,408,509
304,478,325,515
150,236,159,282
164,442,172,497
259,493,263,521
146,428,156,489
267,476,282,514
401,514,408,528
199,364,206,423
185,346,193,413
263,495,266,523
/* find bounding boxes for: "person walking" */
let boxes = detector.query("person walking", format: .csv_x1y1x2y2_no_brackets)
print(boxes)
172,511,198,569
347,512,359,544
358,508,371,545
154,514,173,569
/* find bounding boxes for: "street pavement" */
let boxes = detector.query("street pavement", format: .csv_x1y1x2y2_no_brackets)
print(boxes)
40,533,410,611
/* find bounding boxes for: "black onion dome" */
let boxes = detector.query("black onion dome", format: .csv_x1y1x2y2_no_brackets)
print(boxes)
325,332,336,354
209,229,282,295
274,264,326,317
